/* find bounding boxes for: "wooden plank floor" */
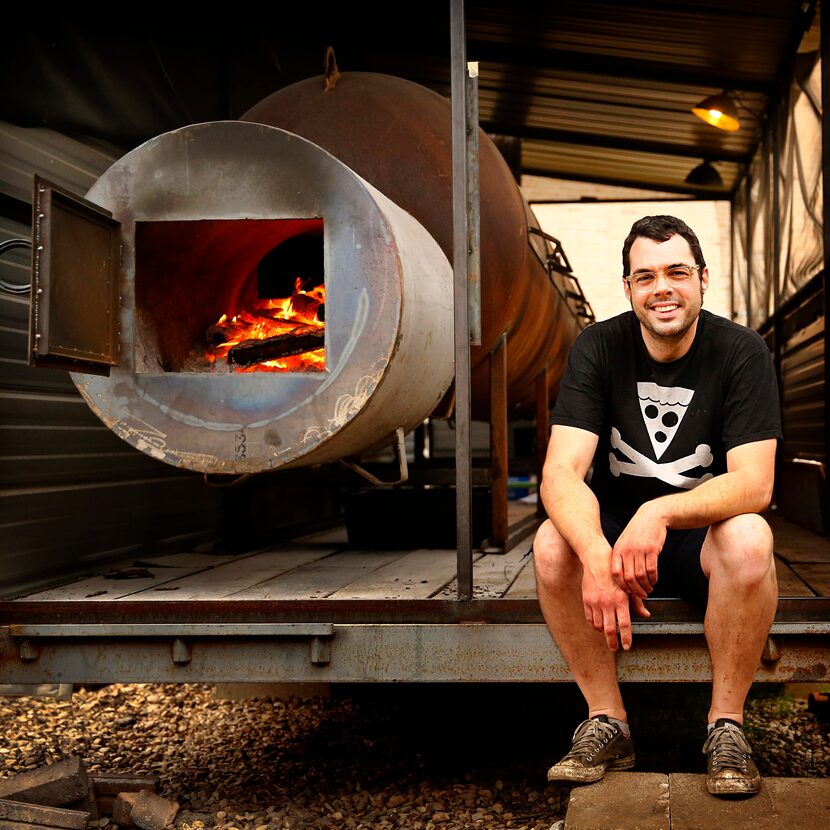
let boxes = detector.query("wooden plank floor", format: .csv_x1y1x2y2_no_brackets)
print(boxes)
766,513,830,596
13,508,830,603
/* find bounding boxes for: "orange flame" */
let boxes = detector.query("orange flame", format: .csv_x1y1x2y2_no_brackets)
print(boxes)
207,278,325,372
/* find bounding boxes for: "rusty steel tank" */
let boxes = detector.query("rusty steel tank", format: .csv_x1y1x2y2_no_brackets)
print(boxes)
243,72,581,418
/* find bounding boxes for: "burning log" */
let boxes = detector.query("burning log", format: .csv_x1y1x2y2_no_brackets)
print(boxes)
227,326,325,367
289,292,322,322
206,315,297,346
206,322,244,346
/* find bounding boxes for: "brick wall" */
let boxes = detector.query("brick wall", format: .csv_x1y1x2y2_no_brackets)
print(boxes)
530,200,732,324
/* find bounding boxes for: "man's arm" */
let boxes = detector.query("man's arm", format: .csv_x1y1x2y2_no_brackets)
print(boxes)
540,424,649,652
612,438,776,599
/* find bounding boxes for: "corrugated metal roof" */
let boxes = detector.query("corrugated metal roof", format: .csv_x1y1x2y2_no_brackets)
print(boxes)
464,0,815,196
0,0,818,199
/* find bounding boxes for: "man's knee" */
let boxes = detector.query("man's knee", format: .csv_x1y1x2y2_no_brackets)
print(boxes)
704,514,774,587
533,519,579,588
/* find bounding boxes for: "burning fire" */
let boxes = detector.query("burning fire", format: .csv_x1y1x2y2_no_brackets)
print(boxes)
206,278,325,372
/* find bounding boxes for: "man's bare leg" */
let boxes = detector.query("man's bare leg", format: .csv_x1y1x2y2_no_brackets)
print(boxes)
700,513,778,725
533,519,626,722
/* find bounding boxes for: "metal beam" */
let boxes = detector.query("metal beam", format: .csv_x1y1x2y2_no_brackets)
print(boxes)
2,624,828,685
3,597,828,626
482,122,753,164
464,40,774,95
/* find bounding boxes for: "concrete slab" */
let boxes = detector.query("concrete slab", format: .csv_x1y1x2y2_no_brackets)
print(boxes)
564,772,669,830
564,774,830,829
669,774,777,830
670,775,830,830
765,777,830,825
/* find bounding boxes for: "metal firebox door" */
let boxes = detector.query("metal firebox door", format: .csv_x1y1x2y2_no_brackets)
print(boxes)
29,175,121,376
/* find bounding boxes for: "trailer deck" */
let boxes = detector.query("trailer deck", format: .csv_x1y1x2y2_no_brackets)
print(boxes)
1,508,829,687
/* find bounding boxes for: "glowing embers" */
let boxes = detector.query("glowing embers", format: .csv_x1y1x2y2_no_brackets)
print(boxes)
206,278,325,372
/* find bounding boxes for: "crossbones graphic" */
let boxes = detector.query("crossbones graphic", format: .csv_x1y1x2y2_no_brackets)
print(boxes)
609,427,713,489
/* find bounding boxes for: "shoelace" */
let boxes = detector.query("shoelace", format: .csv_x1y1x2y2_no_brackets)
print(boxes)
702,725,752,770
569,719,619,760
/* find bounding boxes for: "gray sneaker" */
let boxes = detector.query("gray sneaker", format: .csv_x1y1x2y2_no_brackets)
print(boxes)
547,715,635,784
703,719,762,796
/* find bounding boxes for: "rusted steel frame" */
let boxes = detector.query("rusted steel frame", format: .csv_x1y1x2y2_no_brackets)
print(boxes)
489,333,508,550
452,0,474,599
0,598,545,625
2,597,828,626
2,627,829,685
535,370,549,519
20,621,828,639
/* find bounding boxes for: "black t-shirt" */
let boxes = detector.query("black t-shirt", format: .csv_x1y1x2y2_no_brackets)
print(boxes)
552,309,782,522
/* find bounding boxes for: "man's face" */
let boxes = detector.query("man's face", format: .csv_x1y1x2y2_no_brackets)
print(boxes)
623,234,709,346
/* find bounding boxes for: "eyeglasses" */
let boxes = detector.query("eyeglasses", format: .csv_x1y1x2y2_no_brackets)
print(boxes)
625,264,700,293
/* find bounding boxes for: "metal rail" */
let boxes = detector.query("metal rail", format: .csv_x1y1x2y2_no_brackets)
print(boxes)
2,623,829,685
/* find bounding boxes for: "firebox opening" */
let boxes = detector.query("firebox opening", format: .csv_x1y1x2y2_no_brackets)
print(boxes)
134,218,326,375
258,232,324,303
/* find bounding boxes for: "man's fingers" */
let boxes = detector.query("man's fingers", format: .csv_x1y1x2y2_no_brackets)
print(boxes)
630,593,651,618
603,607,619,652
621,550,653,597
646,552,659,587
624,569,648,598
590,605,603,632
616,595,632,650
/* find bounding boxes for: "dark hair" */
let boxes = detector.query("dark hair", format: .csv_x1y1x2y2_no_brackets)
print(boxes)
621,215,706,275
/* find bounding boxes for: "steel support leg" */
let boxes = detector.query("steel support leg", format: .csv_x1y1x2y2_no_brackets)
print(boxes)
535,370,549,519
489,334,508,551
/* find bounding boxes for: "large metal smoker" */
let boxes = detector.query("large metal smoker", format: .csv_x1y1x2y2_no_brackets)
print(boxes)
28,72,588,545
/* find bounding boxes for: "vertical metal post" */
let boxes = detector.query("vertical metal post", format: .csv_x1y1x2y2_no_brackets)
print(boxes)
452,0,473,599
820,10,830,529
771,100,784,498
467,62,482,346
535,369,550,519
770,115,786,324
771,100,783,389
489,334,508,551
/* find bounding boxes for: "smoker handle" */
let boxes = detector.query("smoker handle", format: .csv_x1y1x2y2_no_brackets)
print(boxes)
0,238,32,295
340,427,409,485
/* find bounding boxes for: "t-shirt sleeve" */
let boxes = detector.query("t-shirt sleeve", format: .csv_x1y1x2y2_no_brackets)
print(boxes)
551,328,606,435
722,345,782,451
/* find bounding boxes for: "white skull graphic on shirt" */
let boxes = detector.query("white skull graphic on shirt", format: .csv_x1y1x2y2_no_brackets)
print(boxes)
608,382,714,489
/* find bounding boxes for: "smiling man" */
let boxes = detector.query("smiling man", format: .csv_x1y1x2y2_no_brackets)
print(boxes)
533,215,781,796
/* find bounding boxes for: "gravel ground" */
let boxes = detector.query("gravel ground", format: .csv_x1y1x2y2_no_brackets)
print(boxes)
0,682,827,830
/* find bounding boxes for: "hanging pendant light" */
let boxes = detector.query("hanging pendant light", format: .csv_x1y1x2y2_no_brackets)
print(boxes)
685,160,723,187
691,92,740,132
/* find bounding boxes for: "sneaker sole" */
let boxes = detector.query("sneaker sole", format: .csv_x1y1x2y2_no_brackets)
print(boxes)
547,753,636,784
